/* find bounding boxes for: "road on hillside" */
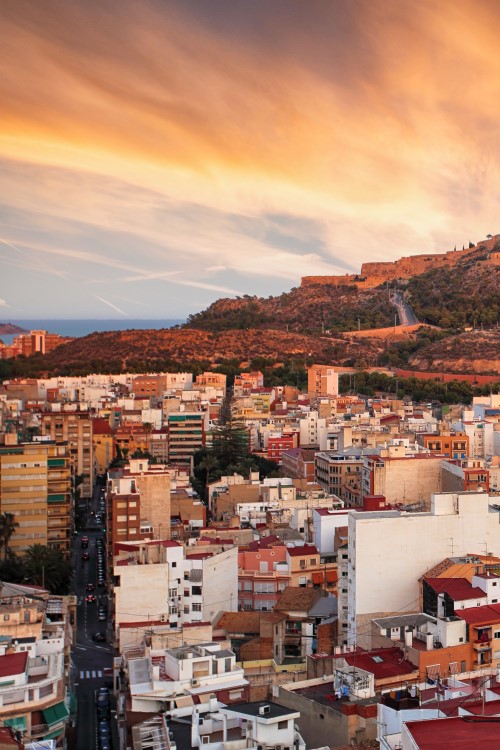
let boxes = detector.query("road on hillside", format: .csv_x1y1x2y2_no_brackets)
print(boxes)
391,291,418,326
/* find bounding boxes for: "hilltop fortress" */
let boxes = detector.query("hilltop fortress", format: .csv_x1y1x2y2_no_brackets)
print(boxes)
302,234,500,289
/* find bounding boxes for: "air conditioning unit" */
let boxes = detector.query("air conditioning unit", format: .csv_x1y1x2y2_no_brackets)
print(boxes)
160,614,166,622
191,678,199,686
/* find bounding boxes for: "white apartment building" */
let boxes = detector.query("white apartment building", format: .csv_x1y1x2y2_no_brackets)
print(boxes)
125,642,247,714
113,541,237,640
347,492,500,647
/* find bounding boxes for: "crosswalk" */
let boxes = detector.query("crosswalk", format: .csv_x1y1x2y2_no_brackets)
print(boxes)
79,670,104,680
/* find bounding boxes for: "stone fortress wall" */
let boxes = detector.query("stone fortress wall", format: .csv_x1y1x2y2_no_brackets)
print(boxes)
301,234,500,289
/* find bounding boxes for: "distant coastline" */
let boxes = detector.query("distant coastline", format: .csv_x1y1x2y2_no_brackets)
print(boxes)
0,318,185,345
0,323,29,336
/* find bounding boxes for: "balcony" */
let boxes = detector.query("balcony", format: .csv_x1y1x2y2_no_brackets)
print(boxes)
474,638,491,651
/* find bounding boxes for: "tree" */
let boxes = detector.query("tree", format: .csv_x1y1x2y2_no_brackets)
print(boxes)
23,545,71,594
211,394,249,472
0,513,19,561
198,453,220,502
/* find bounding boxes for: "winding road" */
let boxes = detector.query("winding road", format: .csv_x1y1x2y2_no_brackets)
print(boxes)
391,291,418,326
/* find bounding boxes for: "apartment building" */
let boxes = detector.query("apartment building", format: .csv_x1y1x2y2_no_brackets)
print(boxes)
315,449,363,505
307,364,339,398
40,412,93,499
0,584,74,746
113,540,237,641
167,411,207,467
417,431,469,459
347,491,500,648
238,539,290,611
92,417,115,473
107,459,171,547
0,440,72,556
361,442,443,507
441,457,490,492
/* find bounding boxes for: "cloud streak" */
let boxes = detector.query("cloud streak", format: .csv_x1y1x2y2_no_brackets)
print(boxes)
1,0,500,316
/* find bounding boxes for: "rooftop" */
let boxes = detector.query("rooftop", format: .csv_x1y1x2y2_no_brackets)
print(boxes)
405,715,500,749
343,647,417,681
424,577,486,601
0,651,28,678
285,543,319,557
457,602,500,625
223,700,298,720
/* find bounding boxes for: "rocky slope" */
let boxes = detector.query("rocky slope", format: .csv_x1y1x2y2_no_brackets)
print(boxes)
33,327,383,375
409,330,500,374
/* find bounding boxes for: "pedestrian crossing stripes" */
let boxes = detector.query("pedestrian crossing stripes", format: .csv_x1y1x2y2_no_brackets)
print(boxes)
79,670,103,680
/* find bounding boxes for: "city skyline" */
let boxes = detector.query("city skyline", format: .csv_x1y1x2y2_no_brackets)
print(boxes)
1,0,500,318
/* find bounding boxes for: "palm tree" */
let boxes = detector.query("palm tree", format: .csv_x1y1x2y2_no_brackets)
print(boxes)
0,513,19,561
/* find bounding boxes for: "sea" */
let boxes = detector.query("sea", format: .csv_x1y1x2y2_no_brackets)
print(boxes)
0,319,185,345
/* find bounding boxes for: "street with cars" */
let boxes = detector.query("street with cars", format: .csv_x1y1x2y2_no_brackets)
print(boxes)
72,479,117,749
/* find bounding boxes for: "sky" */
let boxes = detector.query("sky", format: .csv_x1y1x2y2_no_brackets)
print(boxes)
1,0,500,319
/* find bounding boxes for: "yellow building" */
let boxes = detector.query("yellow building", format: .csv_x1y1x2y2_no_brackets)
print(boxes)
40,412,93,499
0,440,72,556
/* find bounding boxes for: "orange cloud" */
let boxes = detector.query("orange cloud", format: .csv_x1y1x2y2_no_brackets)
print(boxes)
1,0,500,316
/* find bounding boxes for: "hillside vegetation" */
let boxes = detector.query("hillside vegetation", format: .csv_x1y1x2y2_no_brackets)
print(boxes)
406,260,500,328
187,284,394,333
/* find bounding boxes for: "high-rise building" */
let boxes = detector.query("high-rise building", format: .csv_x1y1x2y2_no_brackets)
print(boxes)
0,440,72,556
40,412,93,499
307,364,339,398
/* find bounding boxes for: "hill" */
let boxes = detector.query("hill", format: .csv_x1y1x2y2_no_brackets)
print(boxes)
186,284,394,334
22,327,382,376
1,233,500,380
409,330,500,374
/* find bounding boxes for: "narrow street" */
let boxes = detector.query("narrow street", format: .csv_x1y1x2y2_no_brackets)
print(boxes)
71,483,114,749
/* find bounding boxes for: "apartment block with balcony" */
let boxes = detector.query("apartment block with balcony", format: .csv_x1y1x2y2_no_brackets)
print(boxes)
40,412,93,499
123,642,248,718
0,441,72,557
315,449,363,506
0,585,74,746
167,412,206,468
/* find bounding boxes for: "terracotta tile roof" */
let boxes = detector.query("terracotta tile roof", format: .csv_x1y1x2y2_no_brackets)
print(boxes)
274,586,323,612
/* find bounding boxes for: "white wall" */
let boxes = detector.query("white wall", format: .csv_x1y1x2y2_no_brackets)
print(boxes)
201,547,238,622
348,492,500,645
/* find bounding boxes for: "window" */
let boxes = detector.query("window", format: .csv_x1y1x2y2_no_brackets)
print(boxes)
494,630,500,639
310,559,317,566
278,720,288,730
3,615,9,622
192,603,202,612
171,562,177,568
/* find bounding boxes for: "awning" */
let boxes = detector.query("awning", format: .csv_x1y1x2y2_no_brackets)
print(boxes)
174,695,194,708
43,701,69,727
5,716,27,731
311,570,338,584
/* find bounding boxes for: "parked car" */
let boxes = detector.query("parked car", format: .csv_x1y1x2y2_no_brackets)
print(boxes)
86,583,95,591
98,609,106,621
92,632,106,642
81,552,90,561
85,595,96,603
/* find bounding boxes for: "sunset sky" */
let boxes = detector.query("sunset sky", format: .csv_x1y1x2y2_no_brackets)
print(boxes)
1,0,499,319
